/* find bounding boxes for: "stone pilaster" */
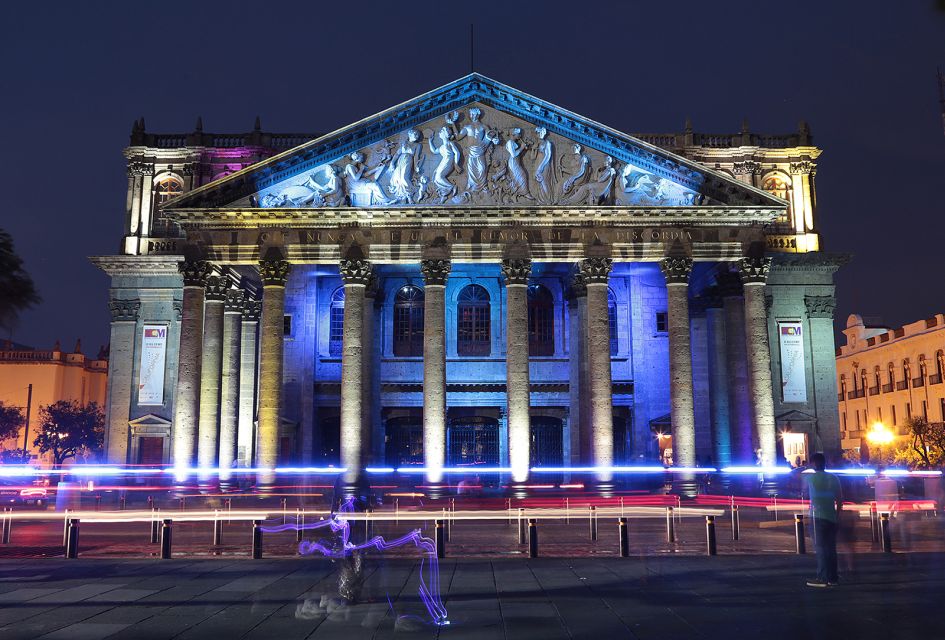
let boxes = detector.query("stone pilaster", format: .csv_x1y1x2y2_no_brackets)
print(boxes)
172,260,212,476
339,258,372,481
237,296,260,467
806,294,840,454
104,299,140,464
501,258,532,482
704,290,732,467
197,273,227,478
567,269,589,465
218,288,244,483
580,257,614,475
257,258,291,485
739,256,777,466
659,256,696,467
421,259,451,483
718,272,753,463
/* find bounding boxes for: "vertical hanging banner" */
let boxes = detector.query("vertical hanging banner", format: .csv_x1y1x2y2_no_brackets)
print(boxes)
138,325,167,405
778,321,807,403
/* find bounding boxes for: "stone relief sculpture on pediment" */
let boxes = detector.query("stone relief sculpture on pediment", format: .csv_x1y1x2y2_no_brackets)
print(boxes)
250,104,709,210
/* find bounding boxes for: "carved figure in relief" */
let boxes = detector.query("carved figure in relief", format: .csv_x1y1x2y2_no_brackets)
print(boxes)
532,127,557,204
386,129,424,203
309,165,347,207
564,155,618,205
344,152,393,206
503,128,534,201
448,108,499,193
560,144,591,195
428,127,462,202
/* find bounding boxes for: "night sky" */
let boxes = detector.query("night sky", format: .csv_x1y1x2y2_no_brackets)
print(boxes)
1,0,943,353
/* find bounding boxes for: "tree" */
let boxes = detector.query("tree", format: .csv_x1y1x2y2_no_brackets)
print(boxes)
33,401,104,466
0,401,24,442
904,416,945,469
0,448,29,464
0,228,41,331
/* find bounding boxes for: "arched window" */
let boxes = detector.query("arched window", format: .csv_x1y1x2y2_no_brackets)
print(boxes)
527,284,554,356
154,175,183,205
608,288,618,356
457,285,491,356
329,288,344,357
393,285,424,357
902,360,911,390
873,366,881,390
888,363,895,387
860,369,868,393
936,350,945,383
762,173,793,224
839,374,847,398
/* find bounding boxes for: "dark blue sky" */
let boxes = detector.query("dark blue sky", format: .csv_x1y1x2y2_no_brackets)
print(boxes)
1,0,943,351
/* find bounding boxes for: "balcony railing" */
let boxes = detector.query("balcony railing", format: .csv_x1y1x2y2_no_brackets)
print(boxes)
913,377,925,388
881,383,894,393
896,380,909,391
847,389,866,400
930,374,943,385
868,386,880,396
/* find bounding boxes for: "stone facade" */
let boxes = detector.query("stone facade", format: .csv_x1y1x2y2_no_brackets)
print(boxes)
92,74,845,479
836,313,945,456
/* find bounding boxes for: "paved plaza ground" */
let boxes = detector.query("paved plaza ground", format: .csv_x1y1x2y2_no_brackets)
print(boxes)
0,552,941,640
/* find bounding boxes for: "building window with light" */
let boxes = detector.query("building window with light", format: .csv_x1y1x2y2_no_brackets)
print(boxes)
527,284,554,357
762,173,793,224
393,285,424,357
328,287,344,357
655,311,668,333
457,284,490,356
154,175,183,205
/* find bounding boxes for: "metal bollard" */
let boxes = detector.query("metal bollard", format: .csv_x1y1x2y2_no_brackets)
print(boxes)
589,506,598,541
870,503,879,543
565,497,570,524
94,495,101,511
150,515,160,544
880,513,892,552
281,498,287,524
2,508,11,544
296,510,304,543
666,507,676,543
528,519,538,558
160,519,173,559
731,504,740,541
119,495,126,511
252,520,263,559
62,510,71,547
213,512,223,546
794,514,806,554
618,518,629,557
65,518,80,558
179,497,185,511
706,516,717,556
518,508,526,544
442,509,450,543
435,519,446,559
147,495,154,510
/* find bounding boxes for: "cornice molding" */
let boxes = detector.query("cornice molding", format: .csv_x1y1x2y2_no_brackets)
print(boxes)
90,255,185,276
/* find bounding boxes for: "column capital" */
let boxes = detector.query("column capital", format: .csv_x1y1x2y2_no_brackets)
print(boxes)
259,259,291,286
501,258,532,285
223,288,245,313
339,258,373,286
108,299,140,322
566,268,587,299
579,257,612,284
738,256,771,285
178,260,213,287
659,256,693,285
241,297,261,321
804,295,836,319
789,160,816,176
420,259,451,286
205,274,229,301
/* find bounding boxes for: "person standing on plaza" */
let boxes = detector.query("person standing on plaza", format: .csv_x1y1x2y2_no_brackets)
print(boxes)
805,452,843,587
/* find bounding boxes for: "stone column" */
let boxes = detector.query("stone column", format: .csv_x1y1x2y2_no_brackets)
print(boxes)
501,259,532,483
718,273,753,463
566,271,589,465
421,259,451,483
581,258,614,475
237,296,260,467
172,260,212,477
659,257,696,468
257,259,291,486
104,300,140,464
361,275,379,467
339,259,372,481
704,291,733,467
197,273,227,478
739,257,777,466
218,288,244,484
806,295,841,454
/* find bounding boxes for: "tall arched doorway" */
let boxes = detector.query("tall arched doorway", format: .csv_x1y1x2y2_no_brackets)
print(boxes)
385,415,424,467
447,416,500,466
530,416,564,467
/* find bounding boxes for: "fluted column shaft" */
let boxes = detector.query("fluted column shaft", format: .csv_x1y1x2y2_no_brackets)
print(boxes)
660,257,695,468
705,302,732,467
740,257,777,465
257,259,291,484
218,289,244,483
567,273,589,465
581,258,614,474
502,259,532,483
237,298,260,467
197,274,227,475
421,259,450,483
173,260,212,477
339,259,372,481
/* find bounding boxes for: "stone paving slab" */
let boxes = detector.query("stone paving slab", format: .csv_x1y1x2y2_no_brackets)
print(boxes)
0,553,942,639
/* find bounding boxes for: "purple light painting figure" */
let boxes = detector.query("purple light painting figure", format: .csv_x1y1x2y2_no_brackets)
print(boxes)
260,498,449,626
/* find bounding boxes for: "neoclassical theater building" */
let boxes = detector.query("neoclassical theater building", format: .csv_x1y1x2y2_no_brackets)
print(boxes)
93,74,845,482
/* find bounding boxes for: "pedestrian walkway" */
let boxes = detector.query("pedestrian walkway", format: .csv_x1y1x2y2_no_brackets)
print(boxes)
0,553,941,639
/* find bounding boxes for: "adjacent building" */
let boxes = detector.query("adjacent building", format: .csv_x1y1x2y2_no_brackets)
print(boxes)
92,74,845,481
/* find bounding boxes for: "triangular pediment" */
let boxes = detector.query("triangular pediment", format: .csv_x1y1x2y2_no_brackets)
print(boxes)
128,413,172,427
166,74,783,211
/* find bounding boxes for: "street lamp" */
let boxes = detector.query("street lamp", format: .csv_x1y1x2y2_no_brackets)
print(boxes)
866,422,894,445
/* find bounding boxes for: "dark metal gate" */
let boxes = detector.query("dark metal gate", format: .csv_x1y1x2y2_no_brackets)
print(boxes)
447,417,500,466
530,417,563,467
385,417,424,467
